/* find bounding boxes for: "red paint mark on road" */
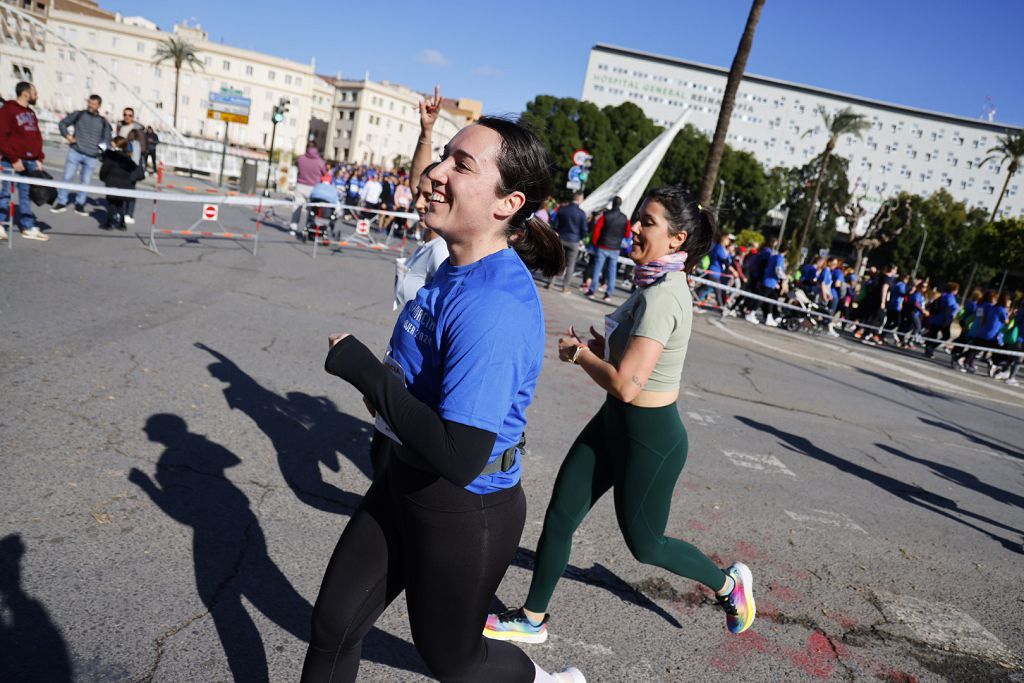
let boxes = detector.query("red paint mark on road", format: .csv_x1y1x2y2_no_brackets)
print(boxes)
683,480,700,492
709,630,770,673
883,671,920,683
735,540,764,560
688,520,708,532
827,611,859,629
769,582,802,603
786,632,836,679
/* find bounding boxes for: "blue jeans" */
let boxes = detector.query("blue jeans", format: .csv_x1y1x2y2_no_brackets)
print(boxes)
57,147,99,206
589,247,619,296
1,159,37,230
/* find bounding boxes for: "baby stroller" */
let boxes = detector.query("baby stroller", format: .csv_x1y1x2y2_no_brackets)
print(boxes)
304,182,340,245
779,288,829,335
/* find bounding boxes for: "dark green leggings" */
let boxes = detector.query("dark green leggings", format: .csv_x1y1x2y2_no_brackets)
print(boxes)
525,396,727,614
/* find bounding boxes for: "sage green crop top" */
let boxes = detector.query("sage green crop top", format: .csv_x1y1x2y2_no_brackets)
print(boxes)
605,271,692,392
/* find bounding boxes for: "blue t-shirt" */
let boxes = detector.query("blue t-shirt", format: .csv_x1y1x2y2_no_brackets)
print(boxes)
763,253,785,289
976,303,1008,341
817,267,833,288
386,248,545,494
909,291,925,317
800,263,818,285
708,243,732,277
887,281,907,311
831,267,844,293
753,247,773,280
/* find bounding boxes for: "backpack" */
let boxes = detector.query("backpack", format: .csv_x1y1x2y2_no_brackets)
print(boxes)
25,168,58,206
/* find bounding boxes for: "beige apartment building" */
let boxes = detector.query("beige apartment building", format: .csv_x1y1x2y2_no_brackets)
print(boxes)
320,75,479,166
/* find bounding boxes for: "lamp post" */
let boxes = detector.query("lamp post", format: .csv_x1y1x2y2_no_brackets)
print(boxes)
911,222,928,281
263,98,289,195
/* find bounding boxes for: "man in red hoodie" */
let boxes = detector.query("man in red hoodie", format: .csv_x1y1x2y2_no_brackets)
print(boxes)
0,81,49,241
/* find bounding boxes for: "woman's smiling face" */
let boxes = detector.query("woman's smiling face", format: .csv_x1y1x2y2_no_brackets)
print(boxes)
424,124,513,239
629,199,687,265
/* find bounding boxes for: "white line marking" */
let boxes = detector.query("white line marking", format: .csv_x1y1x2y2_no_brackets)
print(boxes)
784,508,868,534
722,450,796,477
708,319,844,368
548,634,615,657
686,409,717,425
875,591,1019,665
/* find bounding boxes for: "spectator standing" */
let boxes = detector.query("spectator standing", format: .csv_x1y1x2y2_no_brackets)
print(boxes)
546,191,588,292
585,196,632,301
0,81,48,241
361,172,383,220
144,126,159,173
116,108,146,224
290,144,327,231
98,136,144,230
53,93,111,216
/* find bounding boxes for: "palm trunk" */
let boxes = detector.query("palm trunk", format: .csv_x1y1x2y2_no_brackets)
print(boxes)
173,66,181,129
698,0,765,205
990,166,1014,224
795,143,833,257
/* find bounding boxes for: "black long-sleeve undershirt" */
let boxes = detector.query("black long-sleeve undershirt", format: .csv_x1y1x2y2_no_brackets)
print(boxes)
325,336,497,487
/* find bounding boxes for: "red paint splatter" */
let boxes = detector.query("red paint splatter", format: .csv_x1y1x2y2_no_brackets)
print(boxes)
769,582,803,603
792,569,813,580
786,632,836,679
735,540,764,559
708,630,770,673
757,598,781,621
828,611,859,630
683,480,700,492
688,519,708,532
705,508,724,522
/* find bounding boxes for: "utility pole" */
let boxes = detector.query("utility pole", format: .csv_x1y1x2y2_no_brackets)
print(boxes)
911,224,928,281
218,120,229,187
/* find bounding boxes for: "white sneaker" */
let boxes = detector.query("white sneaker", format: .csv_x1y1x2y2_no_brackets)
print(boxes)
0,226,7,241
1006,378,1020,386
21,227,49,241
827,325,840,337
124,215,135,225
765,315,779,328
994,369,1011,381
744,312,760,324
553,668,586,683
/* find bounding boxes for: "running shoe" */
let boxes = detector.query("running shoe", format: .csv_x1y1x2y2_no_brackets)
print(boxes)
0,226,6,241
21,227,49,241
49,203,68,213
483,607,549,644
717,562,756,634
73,204,89,216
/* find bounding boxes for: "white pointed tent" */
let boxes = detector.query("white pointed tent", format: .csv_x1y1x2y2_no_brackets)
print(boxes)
580,110,691,218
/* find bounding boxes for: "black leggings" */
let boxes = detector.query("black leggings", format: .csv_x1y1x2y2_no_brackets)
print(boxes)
301,446,534,682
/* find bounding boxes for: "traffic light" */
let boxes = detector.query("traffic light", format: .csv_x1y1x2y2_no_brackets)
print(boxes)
272,97,290,124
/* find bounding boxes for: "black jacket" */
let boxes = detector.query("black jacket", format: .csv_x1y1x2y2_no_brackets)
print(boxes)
99,150,144,198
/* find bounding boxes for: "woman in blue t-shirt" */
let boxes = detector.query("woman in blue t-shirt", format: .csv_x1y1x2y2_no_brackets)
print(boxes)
959,292,1010,374
303,118,584,682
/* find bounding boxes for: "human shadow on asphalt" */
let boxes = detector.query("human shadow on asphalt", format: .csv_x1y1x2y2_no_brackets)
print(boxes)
734,417,1023,555
918,417,1022,461
854,368,953,401
504,547,682,628
197,343,373,515
874,443,1024,515
130,414,428,680
0,535,73,682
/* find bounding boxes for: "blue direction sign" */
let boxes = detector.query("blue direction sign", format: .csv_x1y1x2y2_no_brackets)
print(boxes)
210,92,252,108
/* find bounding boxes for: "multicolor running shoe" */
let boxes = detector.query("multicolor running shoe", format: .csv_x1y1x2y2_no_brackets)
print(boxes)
483,607,549,644
716,562,756,634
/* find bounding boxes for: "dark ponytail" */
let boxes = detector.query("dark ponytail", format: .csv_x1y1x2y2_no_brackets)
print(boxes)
476,116,565,277
643,185,718,273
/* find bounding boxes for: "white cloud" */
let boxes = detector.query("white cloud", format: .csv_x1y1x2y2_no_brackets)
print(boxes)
417,49,449,67
472,65,501,77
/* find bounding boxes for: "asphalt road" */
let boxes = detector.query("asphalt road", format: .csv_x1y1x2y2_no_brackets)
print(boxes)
2,160,1022,682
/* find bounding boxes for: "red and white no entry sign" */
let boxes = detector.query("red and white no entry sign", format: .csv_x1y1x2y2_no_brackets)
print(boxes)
202,204,219,221
571,149,591,166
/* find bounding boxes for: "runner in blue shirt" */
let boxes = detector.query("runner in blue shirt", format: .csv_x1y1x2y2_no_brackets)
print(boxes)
924,282,959,358
958,291,1007,373
303,117,584,682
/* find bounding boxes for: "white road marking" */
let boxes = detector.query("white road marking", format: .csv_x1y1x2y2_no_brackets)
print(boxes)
686,409,717,425
722,450,796,477
548,634,615,657
707,319,844,368
875,591,1019,665
784,508,868,534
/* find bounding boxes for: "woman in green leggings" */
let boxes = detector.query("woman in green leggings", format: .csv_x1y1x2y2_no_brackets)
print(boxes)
485,186,756,644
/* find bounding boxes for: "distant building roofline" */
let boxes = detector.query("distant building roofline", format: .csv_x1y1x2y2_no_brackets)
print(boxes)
591,43,1021,133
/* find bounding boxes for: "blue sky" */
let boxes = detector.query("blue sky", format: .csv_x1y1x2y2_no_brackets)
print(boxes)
104,0,1023,126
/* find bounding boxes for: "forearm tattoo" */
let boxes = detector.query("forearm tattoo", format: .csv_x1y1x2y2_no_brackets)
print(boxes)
631,375,644,389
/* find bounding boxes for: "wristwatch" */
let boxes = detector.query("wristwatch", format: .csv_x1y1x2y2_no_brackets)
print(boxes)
569,344,587,364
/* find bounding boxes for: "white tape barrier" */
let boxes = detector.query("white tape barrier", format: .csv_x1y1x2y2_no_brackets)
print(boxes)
306,201,419,222
0,173,293,207
689,273,1024,360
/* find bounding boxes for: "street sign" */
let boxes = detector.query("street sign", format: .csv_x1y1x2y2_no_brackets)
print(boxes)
568,166,583,182
202,204,219,221
566,179,582,191
571,149,590,166
355,220,370,235
207,90,251,125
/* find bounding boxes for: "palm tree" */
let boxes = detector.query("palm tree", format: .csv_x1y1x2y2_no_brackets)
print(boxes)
979,130,1024,223
959,129,1024,298
699,0,766,206
794,106,871,257
153,37,204,130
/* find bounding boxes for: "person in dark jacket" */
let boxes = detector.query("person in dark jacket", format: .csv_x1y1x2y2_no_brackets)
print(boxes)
585,196,631,301
99,136,144,230
54,94,111,215
546,191,588,291
144,126,160,173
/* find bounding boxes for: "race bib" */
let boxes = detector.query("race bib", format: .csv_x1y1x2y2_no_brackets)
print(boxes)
374,353,406,444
